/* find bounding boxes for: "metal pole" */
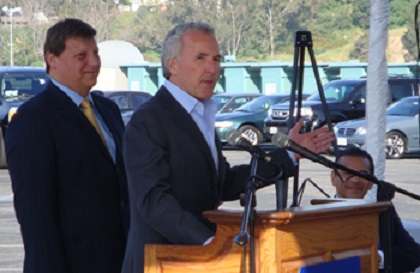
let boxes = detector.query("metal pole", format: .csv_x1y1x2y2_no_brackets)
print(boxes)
10,11,13,66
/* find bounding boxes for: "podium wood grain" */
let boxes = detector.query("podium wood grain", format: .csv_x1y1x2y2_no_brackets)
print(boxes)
145,200,389,273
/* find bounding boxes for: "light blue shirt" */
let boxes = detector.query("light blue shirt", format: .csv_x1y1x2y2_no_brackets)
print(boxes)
164,80,219,171
51,79,116,163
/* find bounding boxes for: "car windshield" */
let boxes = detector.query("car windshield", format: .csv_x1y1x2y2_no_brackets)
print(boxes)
387,97,420,116
306,81,361,102
211,95,231,110
1,72,49,98
235,96,283,112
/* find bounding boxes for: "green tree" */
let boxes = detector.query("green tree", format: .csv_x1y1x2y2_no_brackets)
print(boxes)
118,0,130,5
401,0,420,61
348,0,372,62
128,0,224,53
213,0,251,57
129,6,170,53
352,0,370,30
313,0,352,35
250,0,303,57
35,0,119,43
402,26,417,62
129,0,254,59
389,0,411,29
0,28,10,66
349,33,368,61
2,0,419,65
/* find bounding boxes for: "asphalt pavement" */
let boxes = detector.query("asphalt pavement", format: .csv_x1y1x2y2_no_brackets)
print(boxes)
0,150,419,272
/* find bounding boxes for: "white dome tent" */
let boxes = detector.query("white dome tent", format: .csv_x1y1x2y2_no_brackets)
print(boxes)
93,40,145,91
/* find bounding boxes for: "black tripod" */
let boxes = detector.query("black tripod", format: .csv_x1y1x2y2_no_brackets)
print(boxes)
287,31,338,207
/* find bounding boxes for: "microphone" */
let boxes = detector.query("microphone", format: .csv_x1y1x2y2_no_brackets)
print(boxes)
271,132,336,169
227,131,273,163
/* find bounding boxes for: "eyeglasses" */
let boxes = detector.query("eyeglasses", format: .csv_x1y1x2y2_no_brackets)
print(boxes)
334,170,371,184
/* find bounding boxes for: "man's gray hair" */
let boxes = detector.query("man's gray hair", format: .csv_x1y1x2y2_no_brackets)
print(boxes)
161,22,216,80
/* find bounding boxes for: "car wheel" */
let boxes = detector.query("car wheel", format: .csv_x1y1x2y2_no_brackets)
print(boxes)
238,125,263,145
385,131,406,159
0,128,6,168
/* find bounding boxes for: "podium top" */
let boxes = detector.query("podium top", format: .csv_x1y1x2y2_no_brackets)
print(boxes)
204,199,390,226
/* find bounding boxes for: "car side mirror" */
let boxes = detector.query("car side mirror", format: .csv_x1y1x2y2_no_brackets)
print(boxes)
351,98,365,104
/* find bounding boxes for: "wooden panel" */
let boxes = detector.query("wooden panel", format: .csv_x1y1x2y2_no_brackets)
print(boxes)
145,224,251,273
145,200,389,273
275,212,378,273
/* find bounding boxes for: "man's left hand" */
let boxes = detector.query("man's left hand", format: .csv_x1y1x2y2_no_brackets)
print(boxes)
288,119,335,159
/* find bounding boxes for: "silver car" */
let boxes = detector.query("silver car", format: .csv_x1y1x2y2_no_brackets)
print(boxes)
334,96,420,159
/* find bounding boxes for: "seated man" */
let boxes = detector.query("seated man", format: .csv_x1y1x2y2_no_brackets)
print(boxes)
330,147,420,273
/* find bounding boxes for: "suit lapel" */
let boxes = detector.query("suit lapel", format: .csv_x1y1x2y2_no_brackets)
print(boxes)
47,84,113,162
157,87,217,175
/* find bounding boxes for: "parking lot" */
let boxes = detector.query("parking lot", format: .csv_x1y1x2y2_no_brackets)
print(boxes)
0,151,419,272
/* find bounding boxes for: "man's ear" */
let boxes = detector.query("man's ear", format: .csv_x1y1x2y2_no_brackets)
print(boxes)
167,58,178,76
330,170,337,186
46,52,57,69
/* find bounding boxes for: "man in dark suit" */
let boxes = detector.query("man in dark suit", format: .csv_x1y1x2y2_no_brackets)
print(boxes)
122,22,335,273
6,18,129,273
330,147,420,273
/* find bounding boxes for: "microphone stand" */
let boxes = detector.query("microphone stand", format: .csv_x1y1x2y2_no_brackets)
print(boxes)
276,177,288,210
234,152,260,273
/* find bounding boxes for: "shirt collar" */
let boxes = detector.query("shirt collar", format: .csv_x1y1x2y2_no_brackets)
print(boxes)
164,79,198,114
51,79,93,107
163,79,216,114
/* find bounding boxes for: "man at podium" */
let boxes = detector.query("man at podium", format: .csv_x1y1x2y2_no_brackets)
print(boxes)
330,147,420,273
122,21,335,273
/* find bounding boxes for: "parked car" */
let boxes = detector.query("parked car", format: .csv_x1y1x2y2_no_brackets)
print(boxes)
215,95,296,145
264,77,420,138
93,90,152,125
0,66,50,168
211,92,262,114
334,96,420,159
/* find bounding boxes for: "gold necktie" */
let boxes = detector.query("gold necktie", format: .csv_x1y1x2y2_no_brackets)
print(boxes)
80,98,107,147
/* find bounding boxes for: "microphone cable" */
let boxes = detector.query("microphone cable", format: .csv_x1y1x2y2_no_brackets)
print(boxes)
291,178,331,207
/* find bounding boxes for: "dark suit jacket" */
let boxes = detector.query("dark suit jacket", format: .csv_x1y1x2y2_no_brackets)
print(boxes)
6,82,129,273
377,184,420,273
121,86,295,273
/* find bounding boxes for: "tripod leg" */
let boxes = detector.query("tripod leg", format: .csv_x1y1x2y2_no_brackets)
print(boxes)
289,40,307,206
307,46,339,156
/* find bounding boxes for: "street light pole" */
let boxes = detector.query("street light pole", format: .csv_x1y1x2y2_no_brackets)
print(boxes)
9,10,13,66
2,6,19,66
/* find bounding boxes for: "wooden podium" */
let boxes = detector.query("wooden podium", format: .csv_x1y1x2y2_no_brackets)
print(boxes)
145,199,390,273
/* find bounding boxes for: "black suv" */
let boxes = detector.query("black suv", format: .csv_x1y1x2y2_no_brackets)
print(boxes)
0,67,50,167
264,77,420,138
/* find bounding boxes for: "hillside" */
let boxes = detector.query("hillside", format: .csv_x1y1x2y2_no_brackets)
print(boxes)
266,28,409,64
387,28,408,63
